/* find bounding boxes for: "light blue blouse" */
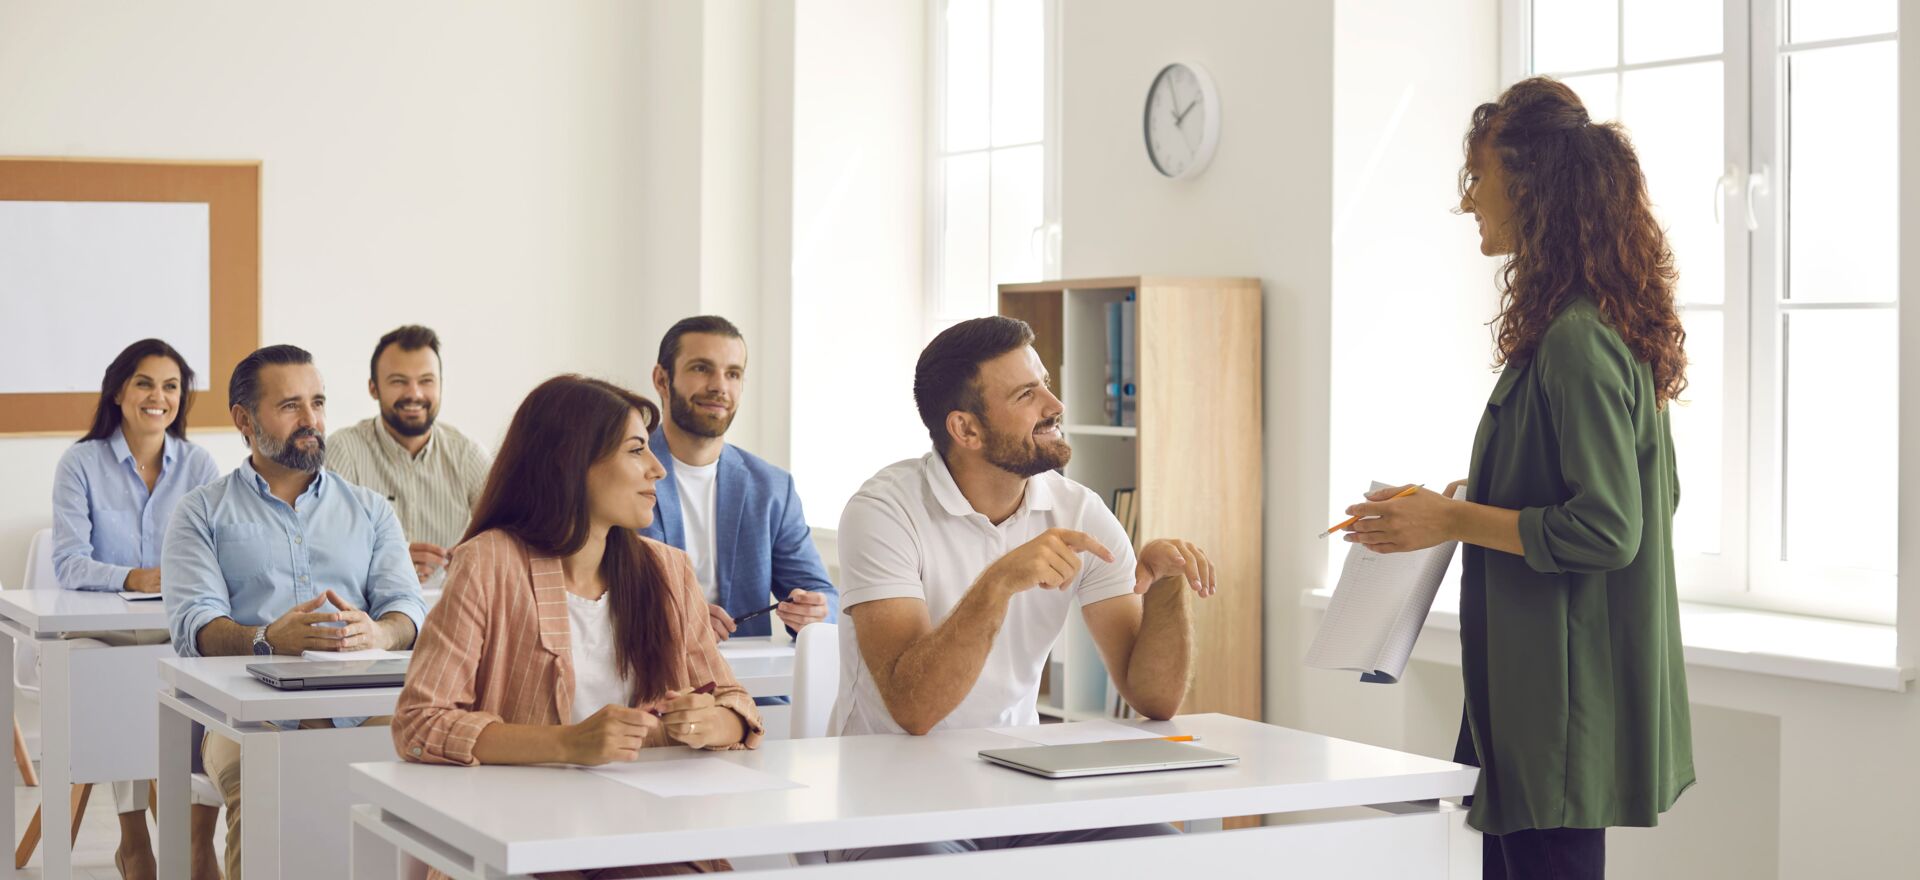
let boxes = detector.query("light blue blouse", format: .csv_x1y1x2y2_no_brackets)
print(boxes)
51,431,220,591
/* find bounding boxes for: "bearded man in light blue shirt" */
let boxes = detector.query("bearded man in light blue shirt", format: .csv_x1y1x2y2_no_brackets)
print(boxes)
161,343,423,880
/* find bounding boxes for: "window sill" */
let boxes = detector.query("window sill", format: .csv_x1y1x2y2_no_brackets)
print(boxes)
1300,588,1915,693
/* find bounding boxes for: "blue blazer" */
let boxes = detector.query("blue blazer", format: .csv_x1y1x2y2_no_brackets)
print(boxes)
640,429,840,637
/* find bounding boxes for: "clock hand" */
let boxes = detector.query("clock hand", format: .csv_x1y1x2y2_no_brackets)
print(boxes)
1174,98,1200,126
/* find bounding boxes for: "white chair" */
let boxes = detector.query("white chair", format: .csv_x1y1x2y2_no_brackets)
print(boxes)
788,622,838,739
16,528,57,694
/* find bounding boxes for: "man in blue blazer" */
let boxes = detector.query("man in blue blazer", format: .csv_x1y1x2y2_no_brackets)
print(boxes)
643,315,839,642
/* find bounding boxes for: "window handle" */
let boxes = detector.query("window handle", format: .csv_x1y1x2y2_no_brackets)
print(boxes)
1745,164,1772,232
1714,163,1740,225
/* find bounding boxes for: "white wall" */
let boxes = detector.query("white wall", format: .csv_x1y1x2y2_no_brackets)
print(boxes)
0,0,660,581
1058,0,1337,730
788,0,928,529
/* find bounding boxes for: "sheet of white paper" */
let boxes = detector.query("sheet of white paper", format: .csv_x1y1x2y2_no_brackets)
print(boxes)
118,592,164,602
0,201,211,394
716,636,794,659
1305,481,1463,683
301,648,404,662
587,757,803,798
989,720,1164,746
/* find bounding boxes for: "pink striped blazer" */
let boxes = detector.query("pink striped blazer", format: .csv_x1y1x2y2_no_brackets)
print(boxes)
393,528,763,766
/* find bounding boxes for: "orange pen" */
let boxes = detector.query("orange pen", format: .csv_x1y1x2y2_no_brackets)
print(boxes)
1317,484,1423,539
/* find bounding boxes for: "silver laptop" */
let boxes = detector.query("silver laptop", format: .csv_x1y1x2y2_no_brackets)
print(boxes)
246,658,410,690
979,738,1239,779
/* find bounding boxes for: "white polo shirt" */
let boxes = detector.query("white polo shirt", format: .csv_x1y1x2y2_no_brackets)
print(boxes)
830,452,1138,736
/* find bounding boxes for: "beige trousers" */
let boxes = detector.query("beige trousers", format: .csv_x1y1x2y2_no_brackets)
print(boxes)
202,716,392,880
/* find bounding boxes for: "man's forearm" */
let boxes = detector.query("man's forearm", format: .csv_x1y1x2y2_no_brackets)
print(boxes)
878,579,1015,735
1121,577,1194,719
196,617,258,657
378,611,417,650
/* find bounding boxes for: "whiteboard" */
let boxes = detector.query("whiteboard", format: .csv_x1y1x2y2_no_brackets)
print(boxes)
0,201,212,393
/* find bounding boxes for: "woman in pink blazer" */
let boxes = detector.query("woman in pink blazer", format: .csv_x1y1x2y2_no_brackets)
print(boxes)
394,375,762,878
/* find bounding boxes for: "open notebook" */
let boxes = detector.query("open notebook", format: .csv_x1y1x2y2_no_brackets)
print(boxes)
1305,482,1464,684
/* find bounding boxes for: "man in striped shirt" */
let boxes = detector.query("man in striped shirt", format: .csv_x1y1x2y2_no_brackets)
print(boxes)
327,325,492,586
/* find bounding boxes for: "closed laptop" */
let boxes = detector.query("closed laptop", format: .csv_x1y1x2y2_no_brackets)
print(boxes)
979,738,1239,779
246,658,411,690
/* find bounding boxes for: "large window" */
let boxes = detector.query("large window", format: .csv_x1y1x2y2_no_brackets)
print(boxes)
927,0,1060,332
1511,0,1898,621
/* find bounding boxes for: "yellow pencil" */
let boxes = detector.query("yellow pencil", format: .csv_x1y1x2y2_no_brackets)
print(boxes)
1317,484,1423,539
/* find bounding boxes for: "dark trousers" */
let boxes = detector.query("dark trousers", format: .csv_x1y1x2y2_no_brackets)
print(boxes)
1482,827,1605,880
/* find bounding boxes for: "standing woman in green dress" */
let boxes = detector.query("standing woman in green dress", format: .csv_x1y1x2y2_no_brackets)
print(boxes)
1341,77,1695,879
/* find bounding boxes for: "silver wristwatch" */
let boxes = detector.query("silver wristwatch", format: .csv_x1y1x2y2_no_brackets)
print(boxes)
251,625,273,656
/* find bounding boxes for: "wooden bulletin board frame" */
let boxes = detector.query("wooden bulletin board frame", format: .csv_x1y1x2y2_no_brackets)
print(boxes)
0,157,260,436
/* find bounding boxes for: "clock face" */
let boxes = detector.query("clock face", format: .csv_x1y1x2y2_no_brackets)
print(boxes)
1143,63,1218,178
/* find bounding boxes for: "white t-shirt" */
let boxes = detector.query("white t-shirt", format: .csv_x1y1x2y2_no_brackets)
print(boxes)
567,590,629,723
830,452,1138,736
672,456,721,606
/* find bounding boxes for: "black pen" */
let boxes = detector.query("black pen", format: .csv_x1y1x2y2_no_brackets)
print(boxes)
731,602,781,625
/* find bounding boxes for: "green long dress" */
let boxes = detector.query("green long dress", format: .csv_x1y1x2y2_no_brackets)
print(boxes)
1455,297,1696,835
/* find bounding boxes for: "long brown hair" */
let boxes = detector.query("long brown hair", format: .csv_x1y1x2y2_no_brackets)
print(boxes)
1462,76,1688,405
463,375,680,702
79,339,198,443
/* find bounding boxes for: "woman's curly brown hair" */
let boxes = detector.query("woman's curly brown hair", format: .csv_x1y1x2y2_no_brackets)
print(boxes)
1462,77,1688,406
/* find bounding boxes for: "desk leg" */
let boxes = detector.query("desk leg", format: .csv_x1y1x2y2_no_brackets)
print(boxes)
0,626,13,872
350,809,401,880
1445,801,1482,879
38,641,73,880
157,697,194,880
239,728,284,880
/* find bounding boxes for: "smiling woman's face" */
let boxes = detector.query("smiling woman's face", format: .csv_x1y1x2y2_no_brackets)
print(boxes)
1460,138,1517,257
116,355,183,439
585,409,668,532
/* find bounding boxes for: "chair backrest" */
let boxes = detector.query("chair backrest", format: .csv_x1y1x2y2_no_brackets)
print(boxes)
788,623,839,739
14,528,56,694
22,528,57,592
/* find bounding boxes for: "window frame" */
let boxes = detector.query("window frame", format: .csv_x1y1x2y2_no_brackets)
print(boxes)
1502,0,1901,624
924,0,1064,337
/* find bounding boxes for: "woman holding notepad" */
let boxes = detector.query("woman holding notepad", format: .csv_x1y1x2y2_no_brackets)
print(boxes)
393,376,762,877
1340,78,1694,879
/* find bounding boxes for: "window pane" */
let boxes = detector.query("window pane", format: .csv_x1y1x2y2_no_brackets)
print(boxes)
1670,309,1723,556
1781,310,1897,574
940,153,990,317
944,0,990,153
1789,0,1896,44
1622,62,1724,305
989,145,1045,287
1559,72,1619,123
1624,0,1719,64
1533,0,1618,73
1786,42,1897,303
991,0,1045,147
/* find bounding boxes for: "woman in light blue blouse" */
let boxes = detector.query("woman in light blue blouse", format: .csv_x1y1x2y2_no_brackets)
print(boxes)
50,338,222,879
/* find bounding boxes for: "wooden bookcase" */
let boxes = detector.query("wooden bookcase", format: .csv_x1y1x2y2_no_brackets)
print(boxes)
999,276,1263,723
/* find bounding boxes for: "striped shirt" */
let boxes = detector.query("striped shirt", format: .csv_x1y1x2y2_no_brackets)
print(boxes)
325,417,491,550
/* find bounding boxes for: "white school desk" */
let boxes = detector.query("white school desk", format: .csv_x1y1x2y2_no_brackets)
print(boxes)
0,590,173,880
157,647,798,879
348,713,1482,879
156,655,404,880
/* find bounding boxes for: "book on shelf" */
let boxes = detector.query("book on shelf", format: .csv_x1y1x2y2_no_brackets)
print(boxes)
1119,294,1136,427
1111,488,1139,546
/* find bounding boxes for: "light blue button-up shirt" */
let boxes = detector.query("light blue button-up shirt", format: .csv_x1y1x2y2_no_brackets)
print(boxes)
52,432,220,591
162,458,426,660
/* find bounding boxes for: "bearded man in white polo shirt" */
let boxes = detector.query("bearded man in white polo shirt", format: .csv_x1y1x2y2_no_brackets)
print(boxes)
828,316,1218,861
